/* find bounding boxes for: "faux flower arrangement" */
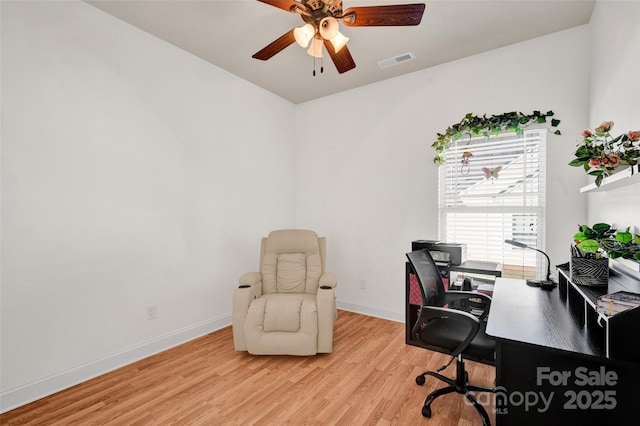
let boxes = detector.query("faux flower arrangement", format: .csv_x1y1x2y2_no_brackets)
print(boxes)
569,121,640,187
431,111,561,165
573,223,640,261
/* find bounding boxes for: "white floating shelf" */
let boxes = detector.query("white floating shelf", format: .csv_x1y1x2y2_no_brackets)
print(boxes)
610,257,640,280
580,164,640,193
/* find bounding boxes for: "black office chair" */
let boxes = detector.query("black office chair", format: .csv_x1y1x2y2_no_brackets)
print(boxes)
406,250,496,426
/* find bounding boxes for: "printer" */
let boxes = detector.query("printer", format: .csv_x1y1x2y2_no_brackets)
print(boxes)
411,240,467,266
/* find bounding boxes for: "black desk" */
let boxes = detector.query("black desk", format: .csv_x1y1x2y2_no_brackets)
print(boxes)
486,277,640,425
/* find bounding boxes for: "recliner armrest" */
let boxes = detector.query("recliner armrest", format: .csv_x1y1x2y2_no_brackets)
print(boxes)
232,272,262,352
239,272,262,288
319,272,337,289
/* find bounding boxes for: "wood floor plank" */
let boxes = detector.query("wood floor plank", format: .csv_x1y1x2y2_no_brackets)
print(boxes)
1,311,496,425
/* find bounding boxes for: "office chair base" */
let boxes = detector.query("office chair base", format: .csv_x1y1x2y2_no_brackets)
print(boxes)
416,358,495,426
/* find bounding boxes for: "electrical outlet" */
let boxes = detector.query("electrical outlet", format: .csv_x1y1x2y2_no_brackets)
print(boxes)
146,304,158,321
360,278,367,289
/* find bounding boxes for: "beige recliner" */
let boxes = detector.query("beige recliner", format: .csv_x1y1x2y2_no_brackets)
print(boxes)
232,229,337,355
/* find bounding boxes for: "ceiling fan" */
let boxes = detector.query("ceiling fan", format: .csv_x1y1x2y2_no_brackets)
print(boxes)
252,0,426,74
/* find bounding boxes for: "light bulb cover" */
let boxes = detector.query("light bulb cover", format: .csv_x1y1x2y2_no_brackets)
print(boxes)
319,16,339,40
307,37,324,58
329,31,349,53
294,23,314,48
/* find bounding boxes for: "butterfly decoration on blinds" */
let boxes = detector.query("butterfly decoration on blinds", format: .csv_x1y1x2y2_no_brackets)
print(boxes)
482,166,502,180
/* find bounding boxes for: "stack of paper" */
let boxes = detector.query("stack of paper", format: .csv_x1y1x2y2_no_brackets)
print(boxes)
596,291,640,316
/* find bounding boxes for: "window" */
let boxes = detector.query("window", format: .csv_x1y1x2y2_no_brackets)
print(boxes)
438,130,547,280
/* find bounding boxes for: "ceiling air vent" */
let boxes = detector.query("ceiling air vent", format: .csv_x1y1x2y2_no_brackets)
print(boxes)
377,52,416,70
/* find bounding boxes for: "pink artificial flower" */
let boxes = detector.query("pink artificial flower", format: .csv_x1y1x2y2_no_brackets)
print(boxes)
602,153,620,167
581,129,592,138
628,130,640,141
589,158,601,168
595,121,614,133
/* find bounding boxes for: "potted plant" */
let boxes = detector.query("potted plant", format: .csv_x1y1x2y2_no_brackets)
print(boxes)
572,223,640,285
568,121,640,187
574,223,640,260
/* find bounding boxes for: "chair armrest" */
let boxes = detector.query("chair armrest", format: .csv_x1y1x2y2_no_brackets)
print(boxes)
239,272,262,288
319,272,337,289
234,273,263,313
232,272,263,351
412,305,480,359
445,290,492,321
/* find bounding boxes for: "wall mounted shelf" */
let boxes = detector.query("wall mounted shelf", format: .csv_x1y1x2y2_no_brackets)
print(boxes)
580,164,640,193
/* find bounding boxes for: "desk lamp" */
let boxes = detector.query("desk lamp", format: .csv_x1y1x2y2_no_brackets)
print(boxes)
504,239,557,290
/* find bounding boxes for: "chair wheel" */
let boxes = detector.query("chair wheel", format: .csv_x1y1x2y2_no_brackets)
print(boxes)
416,375,426,386
422,405,432,418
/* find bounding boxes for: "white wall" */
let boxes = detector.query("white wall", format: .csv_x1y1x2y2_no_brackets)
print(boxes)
296,26,590,319
5,0,633,413
586,0,640,230
1,0,295,408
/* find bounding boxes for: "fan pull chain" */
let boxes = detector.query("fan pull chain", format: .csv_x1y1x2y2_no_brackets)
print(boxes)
312,51,324,77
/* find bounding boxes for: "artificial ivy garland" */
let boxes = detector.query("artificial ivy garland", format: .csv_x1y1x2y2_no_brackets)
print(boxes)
432,111,561,164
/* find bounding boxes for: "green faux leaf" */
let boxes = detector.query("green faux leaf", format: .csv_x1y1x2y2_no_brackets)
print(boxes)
554,130,562,135
573,232,587,241
616,231,633,243
537,117,546,123
568,159,586,167
577,239,600,253
551,119,561,127
595,174,604,186
593,223,611,233
634,253,640,260
546,111,554,116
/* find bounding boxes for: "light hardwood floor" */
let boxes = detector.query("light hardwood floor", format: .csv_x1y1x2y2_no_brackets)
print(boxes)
1,310,496,425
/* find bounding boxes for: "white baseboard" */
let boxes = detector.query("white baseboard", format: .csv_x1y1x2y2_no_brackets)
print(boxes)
0,314,232,413
336,298,404,323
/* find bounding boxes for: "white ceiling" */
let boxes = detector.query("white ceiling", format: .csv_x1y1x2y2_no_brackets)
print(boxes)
86,0,595,104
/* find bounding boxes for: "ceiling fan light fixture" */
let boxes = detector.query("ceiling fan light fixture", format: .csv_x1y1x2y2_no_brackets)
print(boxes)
253,1,427,75
329,31,349,53
294,23,315,48
307,37,324,58
319,16,339,40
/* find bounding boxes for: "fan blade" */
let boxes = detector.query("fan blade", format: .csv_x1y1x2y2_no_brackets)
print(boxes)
252,29,296,60
323,39,356,74
257,0,301,13
342,4,426,27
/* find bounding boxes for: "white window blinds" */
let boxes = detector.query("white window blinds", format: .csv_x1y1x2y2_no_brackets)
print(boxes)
438,130,547,279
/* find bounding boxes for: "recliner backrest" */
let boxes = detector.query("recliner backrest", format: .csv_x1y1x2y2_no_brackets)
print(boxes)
260,229,324,295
